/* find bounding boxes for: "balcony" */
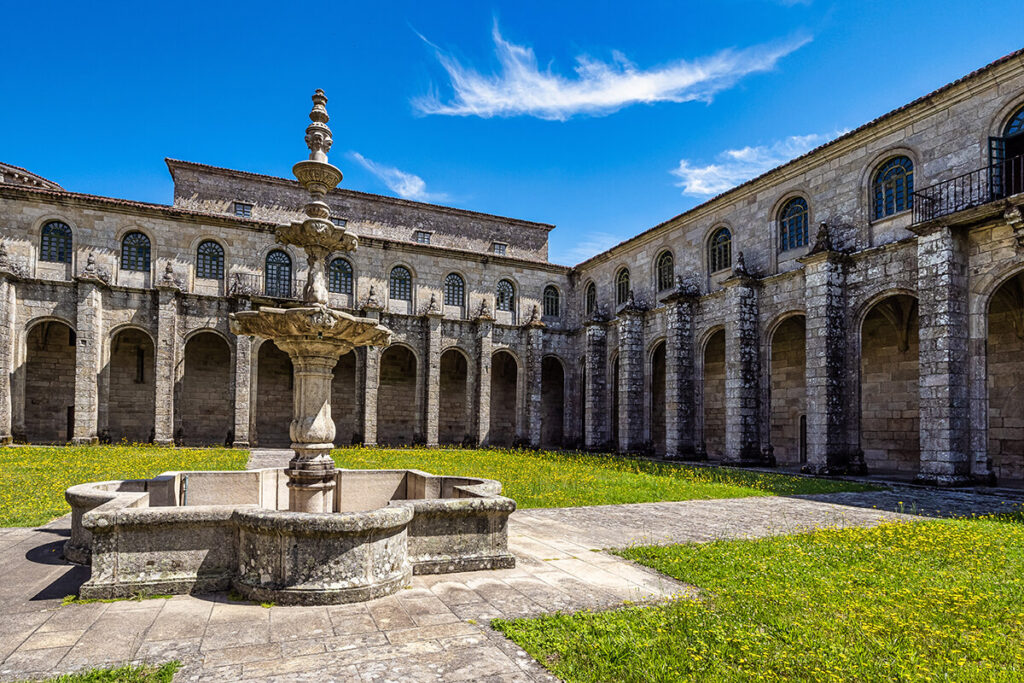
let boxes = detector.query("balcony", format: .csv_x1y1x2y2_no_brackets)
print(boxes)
912,155,1024,224
228,272,300,300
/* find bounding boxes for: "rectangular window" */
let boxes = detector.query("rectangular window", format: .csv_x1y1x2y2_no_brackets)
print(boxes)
331,216,348,227
493,242,507,256
234,202,253,218
414,230,432,244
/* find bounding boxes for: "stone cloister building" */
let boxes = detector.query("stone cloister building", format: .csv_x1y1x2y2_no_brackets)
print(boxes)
2,50,1024,485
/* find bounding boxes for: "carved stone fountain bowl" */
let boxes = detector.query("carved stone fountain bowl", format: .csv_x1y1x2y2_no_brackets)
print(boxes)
64,468,516,605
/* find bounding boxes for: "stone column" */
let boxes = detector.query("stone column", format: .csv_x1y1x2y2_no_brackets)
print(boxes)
799,249,857,474
153,281,179,445
661,283,699,459
232,334,252,448
423,305,443,447
722,270,762,465
583,319,609,449
73,277,103,444
362,345,380,446
0,272,14,444
524,313,545,447
915,225,971,485
617,303,645,452
474,312,494,445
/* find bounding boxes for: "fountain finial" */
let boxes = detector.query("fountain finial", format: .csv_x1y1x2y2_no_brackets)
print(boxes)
304,89,333,164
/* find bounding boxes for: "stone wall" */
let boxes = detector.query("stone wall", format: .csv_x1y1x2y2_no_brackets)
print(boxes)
106,328,154,443
23,321,75,442
769,316,806,465
438,349,469,445
987,280,1024,481
540,356,564,447
176,332,232,446
489,351,518,446
702,330,726,458
378,346,419,445
255,341,292,447
332,352,360,446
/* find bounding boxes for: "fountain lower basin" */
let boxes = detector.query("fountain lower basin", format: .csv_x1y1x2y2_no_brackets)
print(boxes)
64,468,516,605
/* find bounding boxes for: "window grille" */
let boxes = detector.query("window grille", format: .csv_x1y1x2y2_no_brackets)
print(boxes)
779,198,809,251
873,157,914,220
444,273,464,307
493,243,507,256
196,240,224,280
120,232,151,272
40,221,72,264
390,266,412,301
234,202,252,218
414,231,431,244
328,258,353,294
265,250,292,298
496,279,515,311
709,227,732,272
543,285,560,317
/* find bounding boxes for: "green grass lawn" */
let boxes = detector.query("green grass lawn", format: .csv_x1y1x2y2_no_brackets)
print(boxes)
495,516,1024,682
18,662,180,683
331,446,876,509
0,445,246,527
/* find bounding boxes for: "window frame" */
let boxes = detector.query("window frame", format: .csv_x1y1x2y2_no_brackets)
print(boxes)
496,279,515,312
778,197,810,252
543,285,560,318
120,231,152,272
655,250,674,292
413,230,432,245
195,240,225,280
328,257,353,295
492,242,508,256
234,202,253,218
615,268,630,306
708,227,732,273
443,272,465,307
40,220,73,264
389,265,413,302
265,249,293,298
585,282,597,316
871,156,915,221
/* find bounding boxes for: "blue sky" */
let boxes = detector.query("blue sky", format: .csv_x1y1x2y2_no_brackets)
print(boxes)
2,1,1022,264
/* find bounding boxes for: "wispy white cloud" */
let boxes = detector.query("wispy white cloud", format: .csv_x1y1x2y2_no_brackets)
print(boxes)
412,23,810,121
349,152,448,203
554,231,627,264
671,132,842,196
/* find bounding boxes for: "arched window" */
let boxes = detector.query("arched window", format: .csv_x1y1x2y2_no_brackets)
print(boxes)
585,282,597,316
444,273,465,307
656,251,674,291
40,221,72,264
709,227,731,272
615,268,630,306
196,240,224,280
779,198,809,251
543,285,560,317
872,157,914,220
390,266,412,301
496,279,515,312
1006,105,1024,137
120,231,151,272
329,258,353,295
265,250,292,298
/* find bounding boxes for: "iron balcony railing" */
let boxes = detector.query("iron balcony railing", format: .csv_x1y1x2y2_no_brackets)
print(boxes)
228,272,300,300
912,155,1024,223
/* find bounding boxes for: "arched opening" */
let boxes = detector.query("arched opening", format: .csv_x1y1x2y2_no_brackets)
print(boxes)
649,341,667,455
489,350,518,446
377,346,418,445
255,341,292,447
107,328,155,443
541,356,565,448
860,294,919,474
177,332,232,446
610,355,620,448
24,321,76,443
769,316,807,466
702,329,726,459
987,273,1024,482
332,351,359,445
439,349,470,445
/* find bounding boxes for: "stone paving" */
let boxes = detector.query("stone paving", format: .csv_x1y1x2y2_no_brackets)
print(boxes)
1,457,1021,681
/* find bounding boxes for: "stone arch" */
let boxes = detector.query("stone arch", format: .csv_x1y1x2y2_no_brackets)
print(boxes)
439,347,472,445
489,349,519,446
377,344,419,445
176,330,232,446
332,350,359,446
859,293,920,474
700,327,726,459
23,319,76,443
985,271,1024,482
767,313,807,465
861,147,921,214
649,339,667,455
106,326,156,443
541,354,566,448
255,339,292,447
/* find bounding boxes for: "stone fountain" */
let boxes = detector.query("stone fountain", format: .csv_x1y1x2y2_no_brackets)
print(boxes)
229,89,391,514
61,91,516,605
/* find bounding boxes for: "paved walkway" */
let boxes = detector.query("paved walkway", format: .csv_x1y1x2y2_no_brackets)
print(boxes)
1,458,1021,681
